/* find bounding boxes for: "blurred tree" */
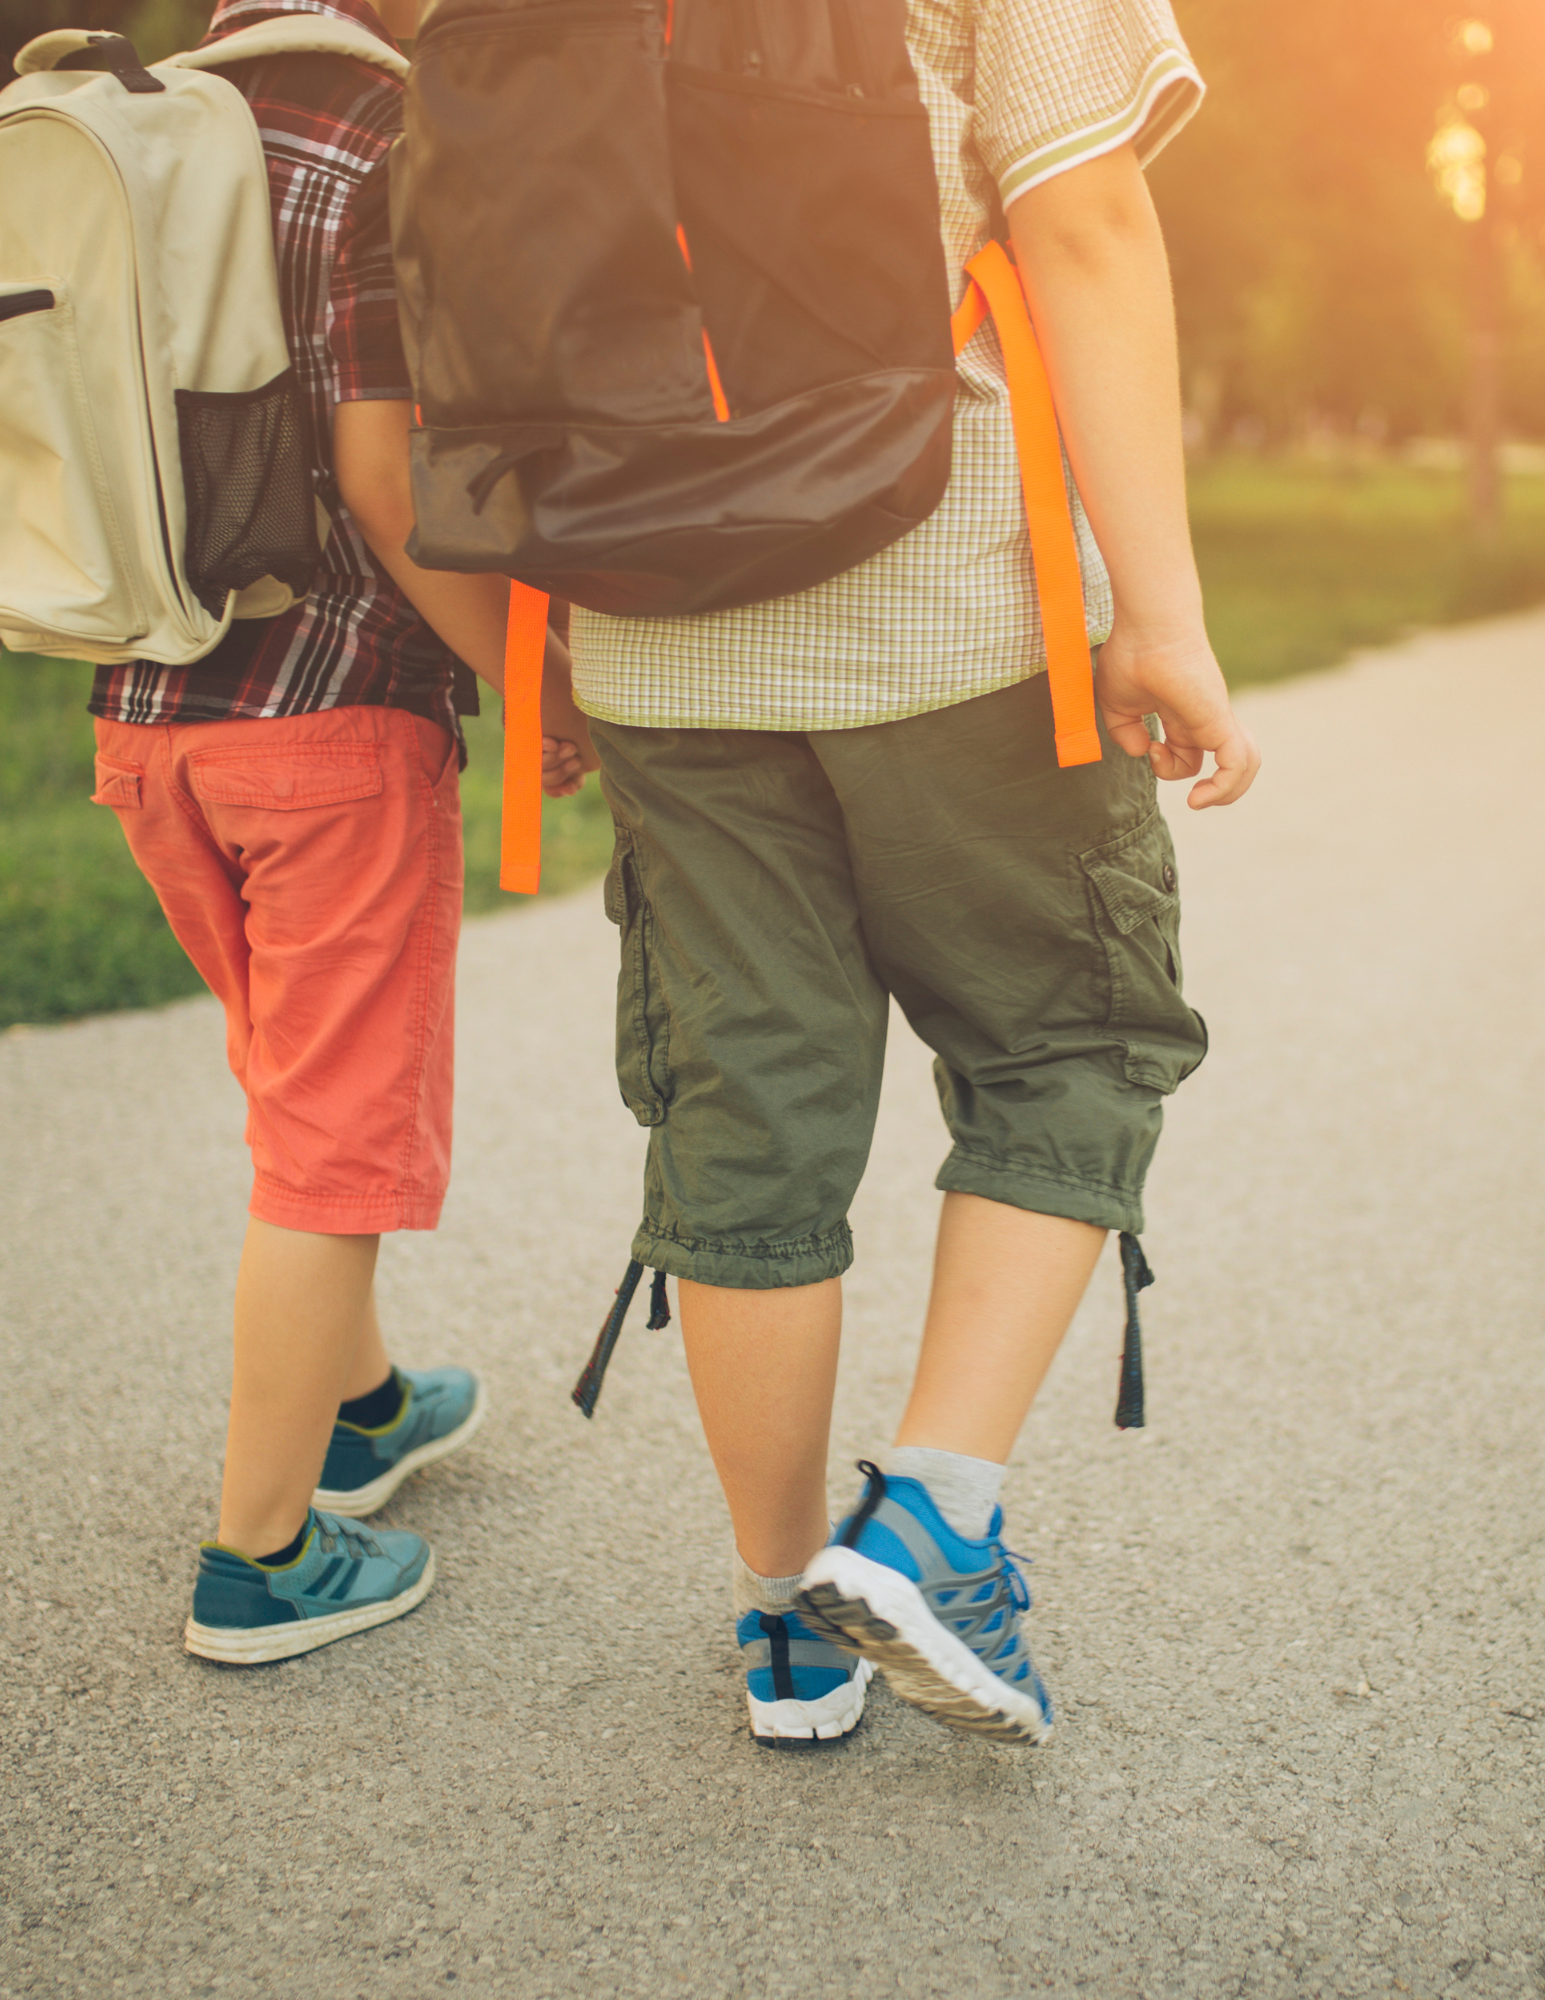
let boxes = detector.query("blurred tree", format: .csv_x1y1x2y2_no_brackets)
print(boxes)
1153,0,1545,460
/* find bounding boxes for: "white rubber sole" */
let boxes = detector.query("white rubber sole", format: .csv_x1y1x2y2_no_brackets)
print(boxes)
184,1553,436,1665
312,1382,487,1517
799,1546,1052,1746
748,1655,873,1744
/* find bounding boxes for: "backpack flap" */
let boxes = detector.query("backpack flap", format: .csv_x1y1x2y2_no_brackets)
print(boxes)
168,18,409,81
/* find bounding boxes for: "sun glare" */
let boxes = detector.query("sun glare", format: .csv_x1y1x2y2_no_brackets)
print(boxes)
1429,117,1487,221
1458,19,1495,54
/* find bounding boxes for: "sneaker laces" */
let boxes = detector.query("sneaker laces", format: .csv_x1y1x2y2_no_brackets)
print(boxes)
995,1543,1032,1616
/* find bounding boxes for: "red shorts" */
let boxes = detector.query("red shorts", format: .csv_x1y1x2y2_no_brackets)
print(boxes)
92,706,463,1234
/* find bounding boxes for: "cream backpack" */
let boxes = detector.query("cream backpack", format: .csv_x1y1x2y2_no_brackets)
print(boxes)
0,19,407,664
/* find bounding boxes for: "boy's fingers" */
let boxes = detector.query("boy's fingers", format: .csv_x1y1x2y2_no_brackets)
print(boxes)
1103,712,1158,761
540,731,589,800
1185,722,1261,809
1148,737,1203,782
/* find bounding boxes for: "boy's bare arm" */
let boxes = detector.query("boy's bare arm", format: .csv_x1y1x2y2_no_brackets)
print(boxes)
1008,146,1259,809
334,398,597,790
335,398,509,689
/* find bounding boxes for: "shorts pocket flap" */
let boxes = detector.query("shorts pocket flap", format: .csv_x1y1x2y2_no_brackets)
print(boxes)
1080,813,1179,935
189,745,383,810
91,755,143,808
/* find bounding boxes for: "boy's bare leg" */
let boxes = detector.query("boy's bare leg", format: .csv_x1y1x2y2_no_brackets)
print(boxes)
894,1194,1105,1461
347,1288,393,1404
217,1220,383,1559
677,1277,841,1580
679,1197,1101,1574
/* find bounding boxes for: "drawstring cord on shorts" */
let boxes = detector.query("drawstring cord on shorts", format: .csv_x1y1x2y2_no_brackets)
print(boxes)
572,1258,672,1418
573,1242,1150,1426
1115,1231,1152,1430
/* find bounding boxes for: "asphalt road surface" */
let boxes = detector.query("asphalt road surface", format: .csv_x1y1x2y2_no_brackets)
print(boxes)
3,612,1542,2000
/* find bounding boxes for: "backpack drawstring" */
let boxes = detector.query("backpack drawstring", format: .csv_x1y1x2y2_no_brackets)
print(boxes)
572,1259,671,1418
1115,1231,1152,1430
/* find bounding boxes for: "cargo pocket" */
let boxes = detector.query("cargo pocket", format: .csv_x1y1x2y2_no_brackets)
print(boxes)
1080,807,1207,1094
176,369,320,617
91,754,143,809
604,825,671,1128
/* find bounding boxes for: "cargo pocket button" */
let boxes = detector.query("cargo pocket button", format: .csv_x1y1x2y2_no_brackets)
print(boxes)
1161,862,1177,892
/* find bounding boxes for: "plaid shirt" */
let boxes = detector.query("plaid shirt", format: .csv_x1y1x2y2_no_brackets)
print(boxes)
571,0,1202,733
90,0,472,745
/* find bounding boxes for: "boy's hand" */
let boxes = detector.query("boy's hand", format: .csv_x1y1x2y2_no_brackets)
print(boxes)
542,735,589,798
540,620,600,799
1096,622,1260,809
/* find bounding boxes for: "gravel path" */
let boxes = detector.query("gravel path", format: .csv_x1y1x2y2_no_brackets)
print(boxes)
3,612,1543,2000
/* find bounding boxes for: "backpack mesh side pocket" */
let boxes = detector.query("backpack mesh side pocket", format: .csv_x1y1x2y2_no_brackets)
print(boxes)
175,369,320,616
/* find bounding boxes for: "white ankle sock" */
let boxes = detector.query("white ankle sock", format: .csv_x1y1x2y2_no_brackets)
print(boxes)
732,1550,806,1620
885,1446,1005,1540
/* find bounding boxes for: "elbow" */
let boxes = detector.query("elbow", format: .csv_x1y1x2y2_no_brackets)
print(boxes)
1022,201,1157,282
337,463,415,557
1049,205,1153,266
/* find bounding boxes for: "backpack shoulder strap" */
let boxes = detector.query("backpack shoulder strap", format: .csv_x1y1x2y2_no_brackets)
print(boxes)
956,242,1102,771
167,17,409,80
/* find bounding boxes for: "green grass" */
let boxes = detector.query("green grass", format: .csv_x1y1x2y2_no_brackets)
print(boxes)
4,459,1544,1027
1190,458,1545,686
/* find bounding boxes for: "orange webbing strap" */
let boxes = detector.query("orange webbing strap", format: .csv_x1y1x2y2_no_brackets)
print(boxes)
949,280,989,357
676,224,731,422
500,581,549,894
957,243,1101,769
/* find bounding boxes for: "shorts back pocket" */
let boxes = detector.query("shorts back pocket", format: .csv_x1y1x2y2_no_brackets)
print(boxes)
189,745,382,811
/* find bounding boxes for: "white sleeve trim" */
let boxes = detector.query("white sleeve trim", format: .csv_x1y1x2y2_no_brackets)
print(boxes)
996,48,1204,207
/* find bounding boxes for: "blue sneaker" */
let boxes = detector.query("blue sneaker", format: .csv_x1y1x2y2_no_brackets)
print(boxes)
184,1509,434,1665
798,1462,1053,1745
312,1366,485,1516
738,1607,873,1744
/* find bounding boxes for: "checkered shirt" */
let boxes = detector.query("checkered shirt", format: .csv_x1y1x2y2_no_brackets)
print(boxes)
89,0,472,745
571,0,1203,733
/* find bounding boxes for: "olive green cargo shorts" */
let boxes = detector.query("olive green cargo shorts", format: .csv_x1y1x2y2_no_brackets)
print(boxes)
591,672,1207,1290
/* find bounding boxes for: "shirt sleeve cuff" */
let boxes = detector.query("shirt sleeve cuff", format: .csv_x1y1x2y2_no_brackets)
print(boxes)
995,49,1204,208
